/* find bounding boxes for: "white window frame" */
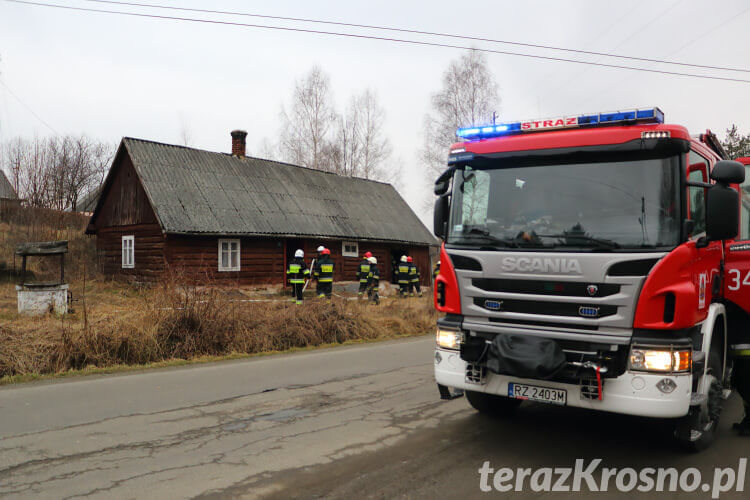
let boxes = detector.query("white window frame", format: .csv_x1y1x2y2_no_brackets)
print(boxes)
342,241,359,258
218,239,241,271
122,235,134,269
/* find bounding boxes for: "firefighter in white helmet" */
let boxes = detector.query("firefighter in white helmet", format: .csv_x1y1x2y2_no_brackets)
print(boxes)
366,256,380,304
314,246,325,297
286,249,309,305
397,255,411,297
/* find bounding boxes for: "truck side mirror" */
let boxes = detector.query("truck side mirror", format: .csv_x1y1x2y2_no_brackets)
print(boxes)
434,166,455,195
705,183,739,242
434,194,450,239
710,160,745,184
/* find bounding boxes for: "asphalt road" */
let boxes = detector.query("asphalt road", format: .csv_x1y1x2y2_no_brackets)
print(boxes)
0,335,747,499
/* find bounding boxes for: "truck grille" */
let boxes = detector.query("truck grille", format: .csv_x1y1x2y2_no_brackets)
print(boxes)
473,297,617,318
451,250,665,333
472,278,620,298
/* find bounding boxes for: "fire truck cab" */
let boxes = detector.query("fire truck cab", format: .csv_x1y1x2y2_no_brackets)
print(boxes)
432,108,749,451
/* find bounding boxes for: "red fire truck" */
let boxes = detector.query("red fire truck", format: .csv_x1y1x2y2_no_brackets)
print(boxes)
432,108,749,450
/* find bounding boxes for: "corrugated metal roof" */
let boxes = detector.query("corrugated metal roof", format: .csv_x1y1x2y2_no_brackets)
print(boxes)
71,185,101,213
121,138,437,246
0,170,17,199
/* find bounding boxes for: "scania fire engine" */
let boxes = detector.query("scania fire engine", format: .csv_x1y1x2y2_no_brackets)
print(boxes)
432,107,749,450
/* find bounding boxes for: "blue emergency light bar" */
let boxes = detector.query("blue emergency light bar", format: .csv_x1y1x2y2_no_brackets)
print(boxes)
456,107,664,141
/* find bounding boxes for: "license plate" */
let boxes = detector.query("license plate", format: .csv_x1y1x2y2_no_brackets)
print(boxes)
508,383,567,405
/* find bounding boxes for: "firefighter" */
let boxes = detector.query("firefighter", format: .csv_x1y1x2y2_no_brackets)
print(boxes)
407,256,422,297
314,245,325,297
316,248,335,298
366,256,380,304
433,260,440,283
286,249,309,305
731,343,750,435
357,251,373,298
397,255,411,297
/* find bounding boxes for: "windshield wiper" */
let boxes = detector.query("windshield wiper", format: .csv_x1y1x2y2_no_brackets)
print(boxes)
534,233,622,250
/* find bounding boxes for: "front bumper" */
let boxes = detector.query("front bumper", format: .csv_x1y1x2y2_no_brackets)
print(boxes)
435,348,692,418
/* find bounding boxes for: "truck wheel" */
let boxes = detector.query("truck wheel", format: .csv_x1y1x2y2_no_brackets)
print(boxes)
466,390,522,417
675,350,724,452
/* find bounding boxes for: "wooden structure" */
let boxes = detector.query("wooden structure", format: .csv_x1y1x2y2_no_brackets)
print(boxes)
86,133,436,285
15,240,69,315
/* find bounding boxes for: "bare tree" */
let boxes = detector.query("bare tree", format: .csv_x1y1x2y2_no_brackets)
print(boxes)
20,137,50,208
420,50,499,175
1,135,114,210
278,66,338,171
3,137,27,195
329,89,391,180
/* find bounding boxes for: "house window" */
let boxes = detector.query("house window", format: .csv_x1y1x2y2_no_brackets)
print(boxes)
122,235,134,268
218,239,240,271
342,241,358,258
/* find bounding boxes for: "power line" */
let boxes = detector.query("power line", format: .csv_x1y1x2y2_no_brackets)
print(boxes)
5,0,750,84
81,0,750,74
573,1,750,110
0,78,59,134
538,0,687,103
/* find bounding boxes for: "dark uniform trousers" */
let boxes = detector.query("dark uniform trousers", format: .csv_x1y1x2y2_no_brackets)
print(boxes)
367,264,380,304
409,263,421,296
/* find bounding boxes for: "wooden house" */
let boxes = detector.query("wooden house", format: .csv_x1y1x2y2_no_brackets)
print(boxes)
86,131,436,285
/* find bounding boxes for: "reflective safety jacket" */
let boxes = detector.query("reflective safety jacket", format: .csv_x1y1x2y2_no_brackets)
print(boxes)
433,263,440,279
368,263,380,286
409,262,420,283
358,259,371,283
287,257,310,284
731,343,750,358
315,256,335,283
397,263,411,284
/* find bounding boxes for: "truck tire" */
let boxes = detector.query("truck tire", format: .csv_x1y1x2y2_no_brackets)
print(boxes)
675,350,724,452
466,390,522,417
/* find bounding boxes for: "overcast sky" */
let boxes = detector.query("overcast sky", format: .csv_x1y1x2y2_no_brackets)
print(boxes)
1,0,750,225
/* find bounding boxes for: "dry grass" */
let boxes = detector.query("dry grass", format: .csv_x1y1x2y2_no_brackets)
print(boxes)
0,276,437,381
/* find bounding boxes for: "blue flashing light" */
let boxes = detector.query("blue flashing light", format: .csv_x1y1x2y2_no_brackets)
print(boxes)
456,107,664,141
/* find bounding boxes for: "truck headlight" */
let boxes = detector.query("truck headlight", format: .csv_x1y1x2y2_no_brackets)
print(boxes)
436,328,461,350
629,347,691,373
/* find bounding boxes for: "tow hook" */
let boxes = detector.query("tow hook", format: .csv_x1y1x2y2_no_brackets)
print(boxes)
569,362,607,401
569,361,608,373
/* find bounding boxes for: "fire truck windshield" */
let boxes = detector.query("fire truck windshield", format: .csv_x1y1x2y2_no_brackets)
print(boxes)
447,155,682,251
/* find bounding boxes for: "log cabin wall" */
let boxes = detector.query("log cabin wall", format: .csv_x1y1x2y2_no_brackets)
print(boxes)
92,153,166,280
159,236,433,286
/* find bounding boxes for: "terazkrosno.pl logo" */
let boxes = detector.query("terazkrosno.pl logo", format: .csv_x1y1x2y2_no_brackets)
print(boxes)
478,459,747,498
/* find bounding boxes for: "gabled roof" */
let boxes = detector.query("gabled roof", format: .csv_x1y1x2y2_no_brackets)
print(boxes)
91,137,436,246
0,170,17,199
71,185,102,213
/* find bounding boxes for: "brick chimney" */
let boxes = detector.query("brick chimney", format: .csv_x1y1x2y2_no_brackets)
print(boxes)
231,129,247,157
